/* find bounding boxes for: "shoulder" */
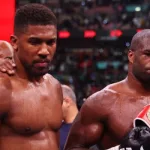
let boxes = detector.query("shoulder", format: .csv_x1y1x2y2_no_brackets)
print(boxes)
0,73,12,114
81,80,126,120
0,73,12,97
84,82,122,107
0,73,11,89
44,74,63,103
44,73,61,89
105,79,127,92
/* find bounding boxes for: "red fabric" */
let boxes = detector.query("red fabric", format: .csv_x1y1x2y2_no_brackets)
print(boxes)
0,0,15,41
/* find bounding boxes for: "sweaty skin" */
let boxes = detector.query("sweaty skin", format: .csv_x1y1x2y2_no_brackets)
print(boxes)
0,24,63,150
64,30,150,150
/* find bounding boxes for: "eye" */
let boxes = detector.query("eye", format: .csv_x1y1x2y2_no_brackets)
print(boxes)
144,53,150,56
47,39,56,46
5,57,13,60
28,38,42,45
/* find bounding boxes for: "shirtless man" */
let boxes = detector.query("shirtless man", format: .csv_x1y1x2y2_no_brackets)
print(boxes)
0,4,63,150
64,29,150,150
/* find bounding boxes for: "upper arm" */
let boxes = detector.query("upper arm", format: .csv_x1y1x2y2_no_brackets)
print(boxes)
0,76,11,116
64,96,105,150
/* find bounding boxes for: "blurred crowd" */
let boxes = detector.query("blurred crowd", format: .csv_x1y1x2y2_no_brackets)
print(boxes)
50,47,128,108
17,0,150,30
56,0,150,31
16,0,150,108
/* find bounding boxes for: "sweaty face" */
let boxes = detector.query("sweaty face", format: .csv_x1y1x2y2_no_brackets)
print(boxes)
14,25,57,77
132,44,150,83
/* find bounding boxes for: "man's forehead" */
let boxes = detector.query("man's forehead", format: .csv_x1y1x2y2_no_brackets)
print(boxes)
140,37,150,50
27,25,57,33
23,25,57,39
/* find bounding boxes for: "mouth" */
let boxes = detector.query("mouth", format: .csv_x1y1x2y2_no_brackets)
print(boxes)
33,60,50,68
34,62,49,68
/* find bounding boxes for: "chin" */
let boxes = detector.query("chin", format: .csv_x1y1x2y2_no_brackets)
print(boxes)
32,69,49,77
36,71,48,76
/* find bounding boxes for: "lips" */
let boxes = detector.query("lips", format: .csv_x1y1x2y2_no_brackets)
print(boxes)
34,62,49,68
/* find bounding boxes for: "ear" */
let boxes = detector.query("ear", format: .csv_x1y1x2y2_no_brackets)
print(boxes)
63,97,71,107
128,49,134,64
10,35,18,51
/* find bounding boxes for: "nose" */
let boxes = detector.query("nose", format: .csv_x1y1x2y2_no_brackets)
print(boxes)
38,43,49,58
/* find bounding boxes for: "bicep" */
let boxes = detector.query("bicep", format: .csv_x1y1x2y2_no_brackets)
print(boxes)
64,103,104,149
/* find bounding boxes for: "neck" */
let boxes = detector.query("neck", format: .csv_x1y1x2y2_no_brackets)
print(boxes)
64,106,78,124
127,71,150,95
14,54,42,82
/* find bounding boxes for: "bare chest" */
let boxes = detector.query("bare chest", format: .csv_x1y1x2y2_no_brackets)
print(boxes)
4,84,62,135
107,96,150,140
98,96,150,148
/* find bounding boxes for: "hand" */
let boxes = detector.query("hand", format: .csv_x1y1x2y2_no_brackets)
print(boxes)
0,58,16,75
119,126,150,150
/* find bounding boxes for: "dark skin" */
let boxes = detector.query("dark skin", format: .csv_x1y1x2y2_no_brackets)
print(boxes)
64,30,150,150
0,24,63,150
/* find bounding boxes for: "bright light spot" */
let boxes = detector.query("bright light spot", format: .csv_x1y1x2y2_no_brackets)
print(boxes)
135,7,141,11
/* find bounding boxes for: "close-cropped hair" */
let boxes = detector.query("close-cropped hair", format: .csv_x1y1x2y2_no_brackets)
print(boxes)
14,3,57,35
130,29,150,51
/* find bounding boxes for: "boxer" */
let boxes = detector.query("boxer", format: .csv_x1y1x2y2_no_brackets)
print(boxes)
64,30,150,150
0,4,63,150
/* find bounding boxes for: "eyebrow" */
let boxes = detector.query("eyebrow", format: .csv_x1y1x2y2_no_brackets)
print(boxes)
29,34,57,39
28,37,57,41
143,49,150,52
